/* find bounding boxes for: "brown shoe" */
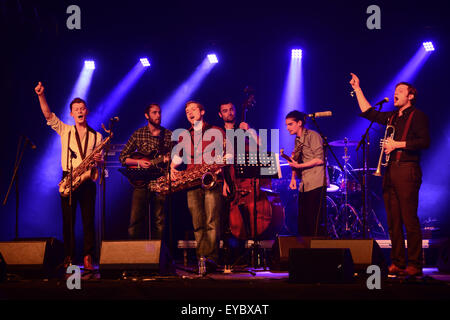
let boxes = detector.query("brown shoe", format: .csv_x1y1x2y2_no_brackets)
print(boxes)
388,264,405,275
63,256,72,269
83,254,94,271
405,266,422,277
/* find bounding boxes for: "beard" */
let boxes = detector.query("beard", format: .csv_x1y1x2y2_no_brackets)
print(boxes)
148,118,161,127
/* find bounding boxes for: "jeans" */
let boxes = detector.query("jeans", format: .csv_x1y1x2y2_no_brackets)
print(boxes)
128,188,166,240
187,185,223,262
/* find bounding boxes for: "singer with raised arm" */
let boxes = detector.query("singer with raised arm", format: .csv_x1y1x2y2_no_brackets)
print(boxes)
285,110,327,237
349,73,430,277
35,82,103,272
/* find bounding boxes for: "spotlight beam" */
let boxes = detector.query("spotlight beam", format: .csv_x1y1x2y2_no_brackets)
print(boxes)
278,50,304,152
162,56,218,127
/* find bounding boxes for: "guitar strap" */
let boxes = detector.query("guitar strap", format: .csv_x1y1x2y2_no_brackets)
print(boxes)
158,127,166,153
66,131,71,173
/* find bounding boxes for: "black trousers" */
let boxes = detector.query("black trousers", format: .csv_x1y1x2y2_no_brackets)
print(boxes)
298,186,327,237
60,179,96,259
383,161,423,268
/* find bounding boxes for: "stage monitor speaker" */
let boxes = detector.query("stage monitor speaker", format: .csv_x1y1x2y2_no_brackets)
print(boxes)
0,238,64,278
269,236,326,271
437,239,450,274
310,239,386,272
99,240,174,278
288,248,354,283
0,252,6,283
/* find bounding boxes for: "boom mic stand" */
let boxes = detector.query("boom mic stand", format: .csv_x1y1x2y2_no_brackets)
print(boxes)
309,116,343,237
3,136,36,240
356,102,386,238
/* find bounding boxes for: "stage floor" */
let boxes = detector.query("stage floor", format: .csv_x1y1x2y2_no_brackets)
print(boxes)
1,264,449,301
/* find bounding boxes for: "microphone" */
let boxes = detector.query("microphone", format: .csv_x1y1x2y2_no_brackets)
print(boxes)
110,116,120,122
307,111,332,118
23,135,37,149
374,97,389,106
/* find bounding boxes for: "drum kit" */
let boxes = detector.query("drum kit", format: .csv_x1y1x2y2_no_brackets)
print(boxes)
275,138,387,239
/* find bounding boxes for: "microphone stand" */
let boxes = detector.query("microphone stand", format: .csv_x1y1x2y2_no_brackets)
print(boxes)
68,147,76,261
356,103,385,239
100,119,115,244
3,136,34,240
309,116,343,237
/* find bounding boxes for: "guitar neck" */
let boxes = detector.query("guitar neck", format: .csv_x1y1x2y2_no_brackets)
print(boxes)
280,153,292,162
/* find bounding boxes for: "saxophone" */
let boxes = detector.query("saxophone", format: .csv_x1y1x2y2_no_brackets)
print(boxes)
58,135,112,197
149,156,228,195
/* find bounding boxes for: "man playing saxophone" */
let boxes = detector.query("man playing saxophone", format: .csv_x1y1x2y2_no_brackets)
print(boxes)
349,73,430,277
172,101,227,274
35,82,103,272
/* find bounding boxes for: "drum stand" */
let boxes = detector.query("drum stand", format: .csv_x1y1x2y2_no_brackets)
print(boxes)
339,142,362,238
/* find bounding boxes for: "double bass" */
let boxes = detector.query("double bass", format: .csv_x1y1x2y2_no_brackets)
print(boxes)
228,87,284,240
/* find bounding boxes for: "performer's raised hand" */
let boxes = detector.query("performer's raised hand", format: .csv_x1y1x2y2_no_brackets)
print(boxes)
35,82,45,96
349,73,360,90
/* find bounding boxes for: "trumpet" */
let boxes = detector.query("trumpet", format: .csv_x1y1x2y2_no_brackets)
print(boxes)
373,125,395,177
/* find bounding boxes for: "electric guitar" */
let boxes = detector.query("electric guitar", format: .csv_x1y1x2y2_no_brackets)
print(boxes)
280,148,302,175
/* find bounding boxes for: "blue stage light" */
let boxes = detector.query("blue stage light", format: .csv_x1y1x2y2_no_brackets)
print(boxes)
291,49,302,59
84,60,95,70
207,54,219,64
422,42,435,52
140,58,151,67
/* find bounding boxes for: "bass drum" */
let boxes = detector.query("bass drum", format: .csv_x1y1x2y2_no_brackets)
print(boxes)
229,182,285,240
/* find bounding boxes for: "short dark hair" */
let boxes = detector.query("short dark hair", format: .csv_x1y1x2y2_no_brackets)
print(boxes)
185,100,205,112
70,97,87,111
145,103,161,115
396,82,417,105
285,110,307,125
218,101,235,113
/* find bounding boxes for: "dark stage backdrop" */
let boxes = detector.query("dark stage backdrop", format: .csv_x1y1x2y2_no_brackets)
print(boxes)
1,1,449,255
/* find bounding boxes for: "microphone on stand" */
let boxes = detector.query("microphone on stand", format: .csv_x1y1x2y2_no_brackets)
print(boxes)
23,135,37,149
308,111,332,118
110,116,120,122
374,97,389,106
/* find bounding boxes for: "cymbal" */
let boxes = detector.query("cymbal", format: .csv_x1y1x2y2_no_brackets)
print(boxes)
329,140,358,147
352,167,377,172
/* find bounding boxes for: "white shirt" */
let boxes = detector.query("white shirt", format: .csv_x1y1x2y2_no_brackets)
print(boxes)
47,113,103,171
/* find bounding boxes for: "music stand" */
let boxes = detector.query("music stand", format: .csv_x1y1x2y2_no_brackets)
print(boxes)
233,151,281,270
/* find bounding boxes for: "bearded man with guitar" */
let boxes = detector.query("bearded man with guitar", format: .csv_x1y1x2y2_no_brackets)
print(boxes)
119,103,174,240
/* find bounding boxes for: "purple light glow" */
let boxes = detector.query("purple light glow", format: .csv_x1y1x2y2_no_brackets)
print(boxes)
89,61,148,128
278,49,304,152
162,56,218,127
